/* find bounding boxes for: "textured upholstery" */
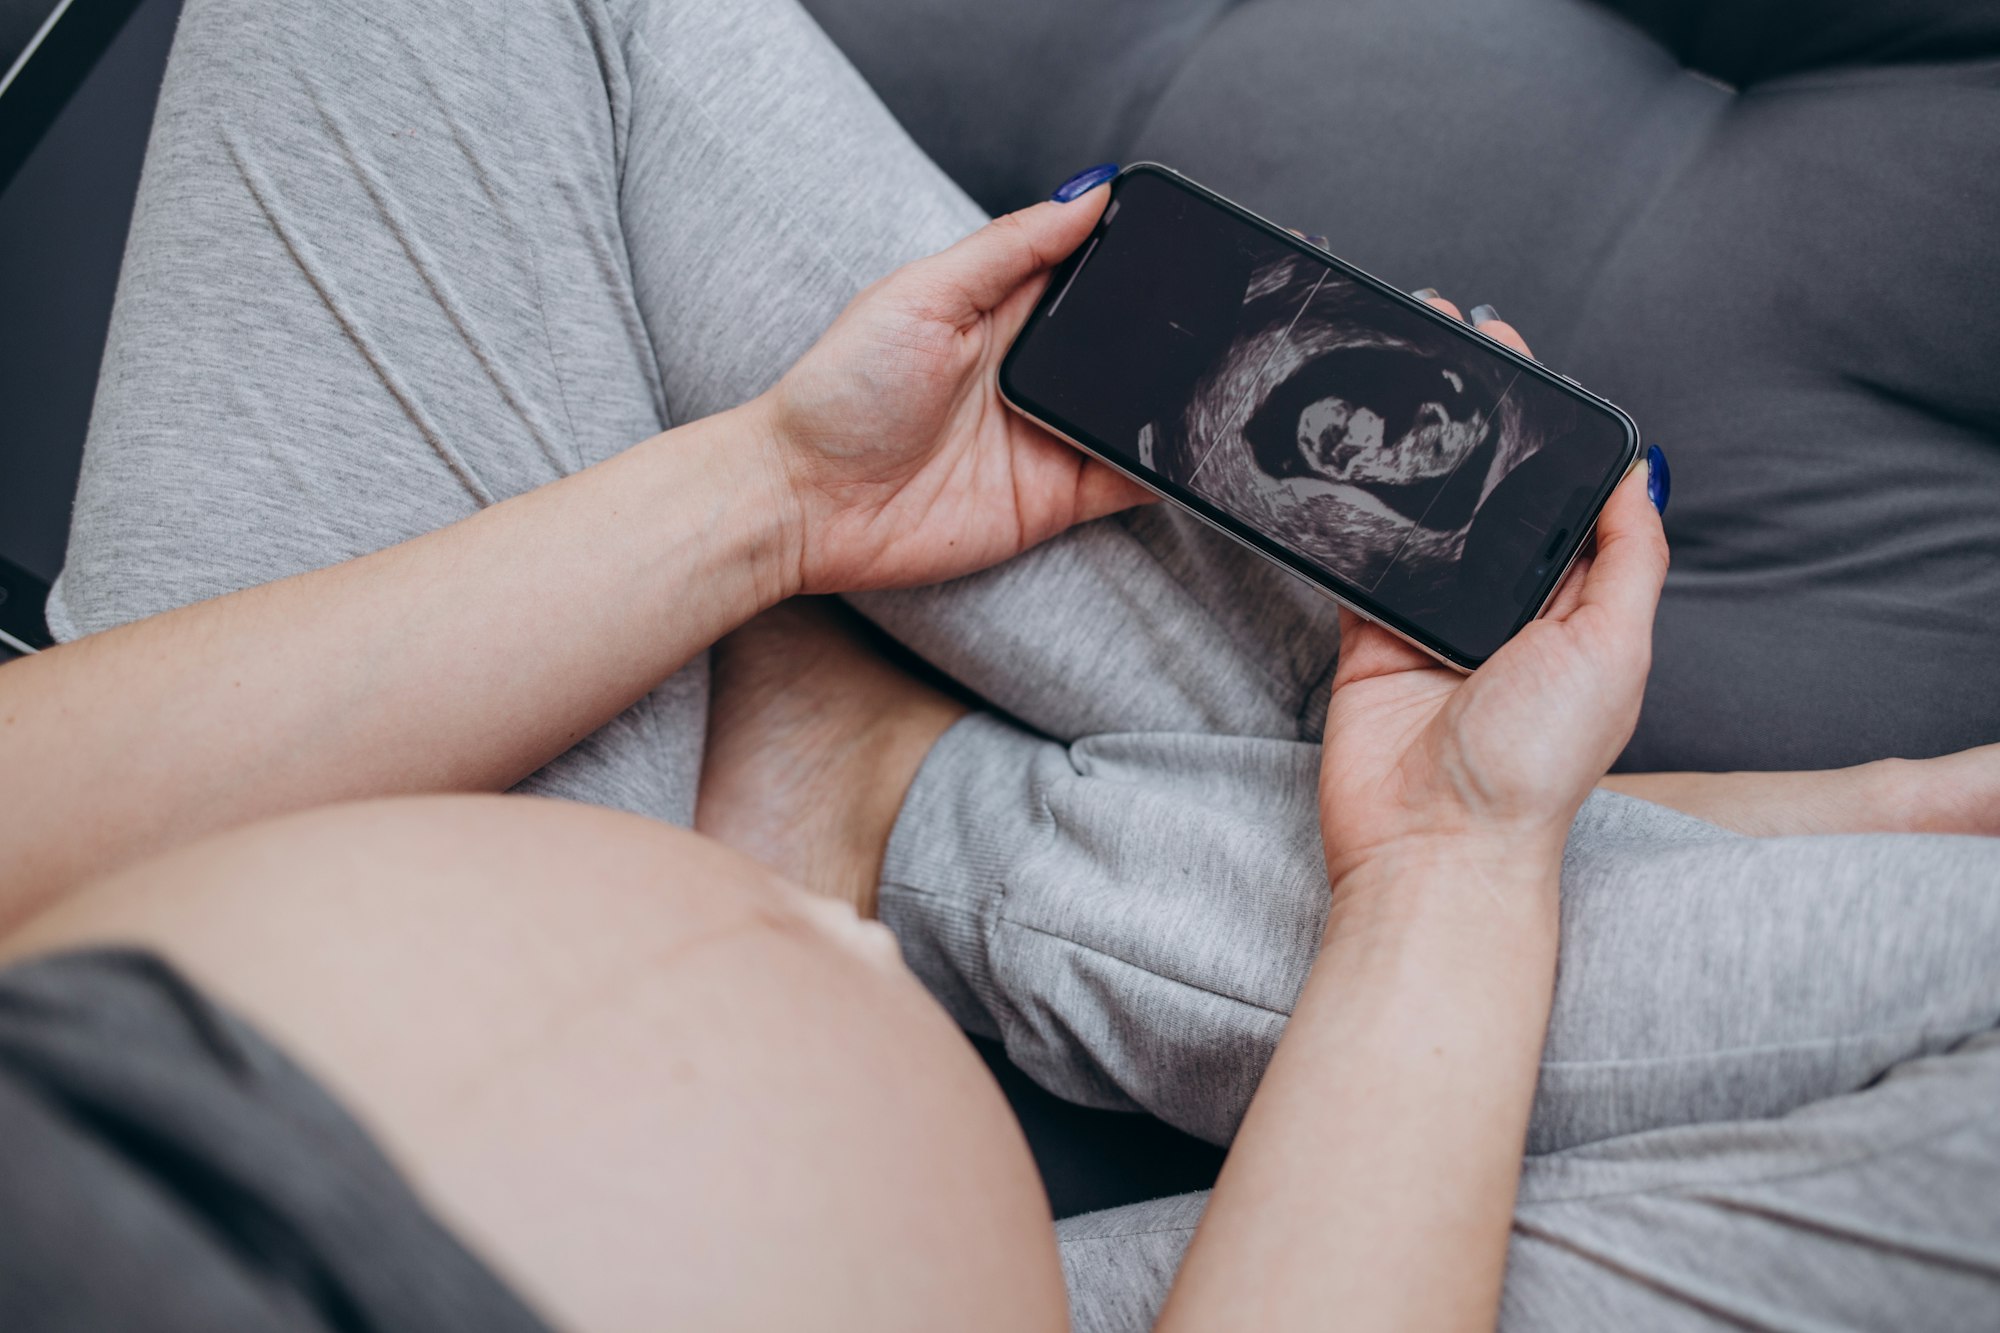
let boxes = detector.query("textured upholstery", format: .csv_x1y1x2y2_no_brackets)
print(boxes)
804,0,2000,772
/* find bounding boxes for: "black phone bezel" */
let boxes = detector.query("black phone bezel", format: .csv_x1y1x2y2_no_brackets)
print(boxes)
997,162,1642,671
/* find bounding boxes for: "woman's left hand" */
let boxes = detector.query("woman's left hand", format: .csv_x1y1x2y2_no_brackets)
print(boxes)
755,175,1151,595
1310,301,1671,888
1319,463,1669,887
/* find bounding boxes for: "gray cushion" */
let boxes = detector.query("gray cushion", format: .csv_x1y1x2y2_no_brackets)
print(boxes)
804,0,2000,772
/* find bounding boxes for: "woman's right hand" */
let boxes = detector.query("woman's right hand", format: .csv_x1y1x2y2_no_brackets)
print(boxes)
751,167,1152,599
1317,432,1670,888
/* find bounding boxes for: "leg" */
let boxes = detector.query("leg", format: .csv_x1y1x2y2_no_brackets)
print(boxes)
55,0,984,823
1052,1030,2000,1332
1603,743,2000,837
70,0,1350,958
1,796,1067,1332
701,603,2000,1143
885,711,2000,1146
1503,1035,2000,1329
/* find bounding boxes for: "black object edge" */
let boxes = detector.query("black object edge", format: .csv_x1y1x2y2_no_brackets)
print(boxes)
0,0,146,197
0,555,55,653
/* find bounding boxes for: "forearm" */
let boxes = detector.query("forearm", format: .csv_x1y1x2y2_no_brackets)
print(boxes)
0,402,797,928
1157,842,1558,1333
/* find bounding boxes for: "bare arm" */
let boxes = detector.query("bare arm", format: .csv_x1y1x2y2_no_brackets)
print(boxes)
0,406,795,930
1157,844,1557,1329
0,186,1138,933
1159,458,1670,1332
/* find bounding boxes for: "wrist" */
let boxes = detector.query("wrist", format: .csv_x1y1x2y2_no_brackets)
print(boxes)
1324,833,1563,942
718,396,810,607
620,401,809,616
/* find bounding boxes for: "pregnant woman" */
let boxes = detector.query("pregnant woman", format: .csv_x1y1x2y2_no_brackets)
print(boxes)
4,0,1996,1328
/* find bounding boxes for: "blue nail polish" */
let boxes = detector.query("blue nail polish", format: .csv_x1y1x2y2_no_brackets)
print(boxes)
1051,163,1119,203
1410,287,1441,301
1646,444,1671,515
1469,303,1501,325
1305,234,1329,247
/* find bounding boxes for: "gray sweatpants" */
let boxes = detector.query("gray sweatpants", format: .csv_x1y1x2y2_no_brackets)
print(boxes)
54,0,2000,1328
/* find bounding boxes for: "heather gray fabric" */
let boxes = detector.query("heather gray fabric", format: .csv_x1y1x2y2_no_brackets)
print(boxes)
0,948,556,1333
884,719,2000,1148
803,0,2000,772
50,0,988,824
48,0,2000,1326
1058,1026,2000,1333
882,718,2000,1325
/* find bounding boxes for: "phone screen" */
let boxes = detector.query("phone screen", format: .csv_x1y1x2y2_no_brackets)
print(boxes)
999,165,1639,667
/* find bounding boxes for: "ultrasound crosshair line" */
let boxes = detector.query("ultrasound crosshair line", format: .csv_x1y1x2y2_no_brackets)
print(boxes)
1183,268,1330,487
1364,366,1526,594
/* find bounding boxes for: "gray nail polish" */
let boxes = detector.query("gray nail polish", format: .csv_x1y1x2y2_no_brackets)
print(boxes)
1411,287,1440,300
1469,303,1501,325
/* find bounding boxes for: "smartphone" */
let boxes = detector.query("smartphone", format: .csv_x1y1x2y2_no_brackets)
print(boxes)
998,163,1642,670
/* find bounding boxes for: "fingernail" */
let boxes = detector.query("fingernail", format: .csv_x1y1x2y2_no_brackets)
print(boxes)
1305,234,1329,247
1050,163,1119,203
1410,287,1440,300
1469,303,1501,325
1646,444,1671,515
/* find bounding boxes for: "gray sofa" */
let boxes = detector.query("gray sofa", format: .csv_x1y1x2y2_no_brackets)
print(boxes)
806,0,2000,775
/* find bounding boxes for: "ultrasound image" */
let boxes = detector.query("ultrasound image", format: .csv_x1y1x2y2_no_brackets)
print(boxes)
1152,252,1537,598
1001,169,1633,660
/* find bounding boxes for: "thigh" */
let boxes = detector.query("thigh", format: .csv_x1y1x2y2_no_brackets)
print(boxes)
2,797,1067,1333
60,0,664,622
611,0,986,424
56,0,696,816
888,711,2000,1149
55,0,990,824
1507,1029,2000,1330
1535,806,2000,1153
853,505,1344,744
1050,1032,2000,1333
66,0,1334,771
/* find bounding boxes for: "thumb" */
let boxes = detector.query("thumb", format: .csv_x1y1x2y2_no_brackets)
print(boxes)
918,172,1114,319
1330,605,1434,689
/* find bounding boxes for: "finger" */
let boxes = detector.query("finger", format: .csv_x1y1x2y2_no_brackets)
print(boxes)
1539,551,1593,622
1469,311,1534,360
1574,461,1670,641
985,265,1060,348
1412,289,1466,323
1414,292,1538,360
1072,458,1159,523
918,181,1112,320
1330,604,1434,689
